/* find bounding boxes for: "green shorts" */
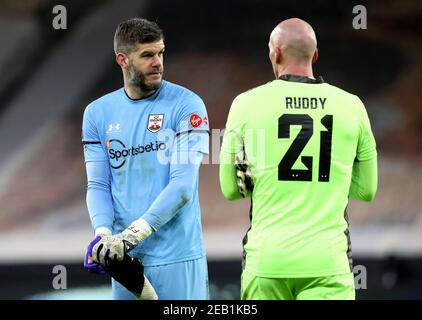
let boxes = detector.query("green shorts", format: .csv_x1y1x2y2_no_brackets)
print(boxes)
241,269,355,300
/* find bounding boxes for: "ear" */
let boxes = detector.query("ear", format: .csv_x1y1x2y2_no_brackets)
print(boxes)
312,49,318,64
116,53,128,69
275,47,282,65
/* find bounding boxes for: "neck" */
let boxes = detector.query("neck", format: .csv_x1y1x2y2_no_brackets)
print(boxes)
124,80,156,100
277,63,314,79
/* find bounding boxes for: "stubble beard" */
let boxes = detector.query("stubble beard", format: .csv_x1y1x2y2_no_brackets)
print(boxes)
128,63,163,92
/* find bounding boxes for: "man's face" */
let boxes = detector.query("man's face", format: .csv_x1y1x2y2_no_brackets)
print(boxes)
126,40,165,91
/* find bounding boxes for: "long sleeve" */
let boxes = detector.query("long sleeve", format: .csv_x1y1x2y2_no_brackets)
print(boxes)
82,104,114,232
349,158,378,201
139,95,210,231
219,150,243,200
219,94,247,200
350,97,378,201
141,149,204,231
85,160,115,231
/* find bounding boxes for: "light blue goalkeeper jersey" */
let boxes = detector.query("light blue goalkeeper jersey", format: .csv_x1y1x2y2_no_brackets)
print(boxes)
82,80,209,266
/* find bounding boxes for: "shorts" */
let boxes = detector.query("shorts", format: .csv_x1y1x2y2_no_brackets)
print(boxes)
241,269,355,300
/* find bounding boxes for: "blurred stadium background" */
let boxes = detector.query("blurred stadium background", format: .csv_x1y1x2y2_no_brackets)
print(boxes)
0,0,421,299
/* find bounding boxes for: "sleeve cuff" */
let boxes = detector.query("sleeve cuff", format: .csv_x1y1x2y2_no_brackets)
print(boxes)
94,227,112,237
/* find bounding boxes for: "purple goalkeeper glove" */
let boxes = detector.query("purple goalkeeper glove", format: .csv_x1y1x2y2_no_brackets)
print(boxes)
84,236,106,275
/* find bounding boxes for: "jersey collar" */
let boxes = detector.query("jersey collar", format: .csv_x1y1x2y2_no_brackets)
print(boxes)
279,74,325,84
123,81,165,101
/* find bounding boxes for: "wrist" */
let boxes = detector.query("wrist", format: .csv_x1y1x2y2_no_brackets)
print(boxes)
123,218,153,244
95,227,112,237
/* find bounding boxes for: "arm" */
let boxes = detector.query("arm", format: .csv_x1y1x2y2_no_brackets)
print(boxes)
82,105,114,273
92,143,206,266
85,160,114,235
142,149,203,230
350,97,378,202
82,105,113,236
219,94,250,200
219,150,243,200
143,95,209,228
349,158,378,201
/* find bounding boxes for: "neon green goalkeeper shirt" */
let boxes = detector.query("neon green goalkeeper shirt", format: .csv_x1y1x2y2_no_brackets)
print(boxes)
220,75,377,278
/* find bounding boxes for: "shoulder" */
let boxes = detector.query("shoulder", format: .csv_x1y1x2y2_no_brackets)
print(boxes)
323,82,363,105
84,88,123,114
322,83,370,125
162,80,204,104
236,81,275,101
162,81,206,114
231,81,273,109
241,81,274,97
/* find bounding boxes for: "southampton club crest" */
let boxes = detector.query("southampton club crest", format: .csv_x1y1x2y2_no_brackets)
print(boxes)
147,114,164,133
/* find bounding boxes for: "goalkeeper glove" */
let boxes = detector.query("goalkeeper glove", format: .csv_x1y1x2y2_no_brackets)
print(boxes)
84,228,112,274
84,235,106,275
92,218,153,266
104,254,158,300
235,149,254,198
86,236,157,300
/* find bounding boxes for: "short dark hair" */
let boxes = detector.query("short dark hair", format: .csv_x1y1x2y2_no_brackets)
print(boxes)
114,18,164,55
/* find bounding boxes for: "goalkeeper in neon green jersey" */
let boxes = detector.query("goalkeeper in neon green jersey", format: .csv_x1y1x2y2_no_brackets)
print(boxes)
219,18,377,300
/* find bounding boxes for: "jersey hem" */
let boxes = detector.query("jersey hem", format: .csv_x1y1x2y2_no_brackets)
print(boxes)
244,267,352,278
141,253,205,267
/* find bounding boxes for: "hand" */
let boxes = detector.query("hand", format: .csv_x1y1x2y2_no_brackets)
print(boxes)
235,149,254,198
92,218,153,266
84,236,106,275
91,233,136,266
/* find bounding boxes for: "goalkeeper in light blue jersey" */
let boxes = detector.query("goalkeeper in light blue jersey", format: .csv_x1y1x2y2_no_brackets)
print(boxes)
82,18,210,300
